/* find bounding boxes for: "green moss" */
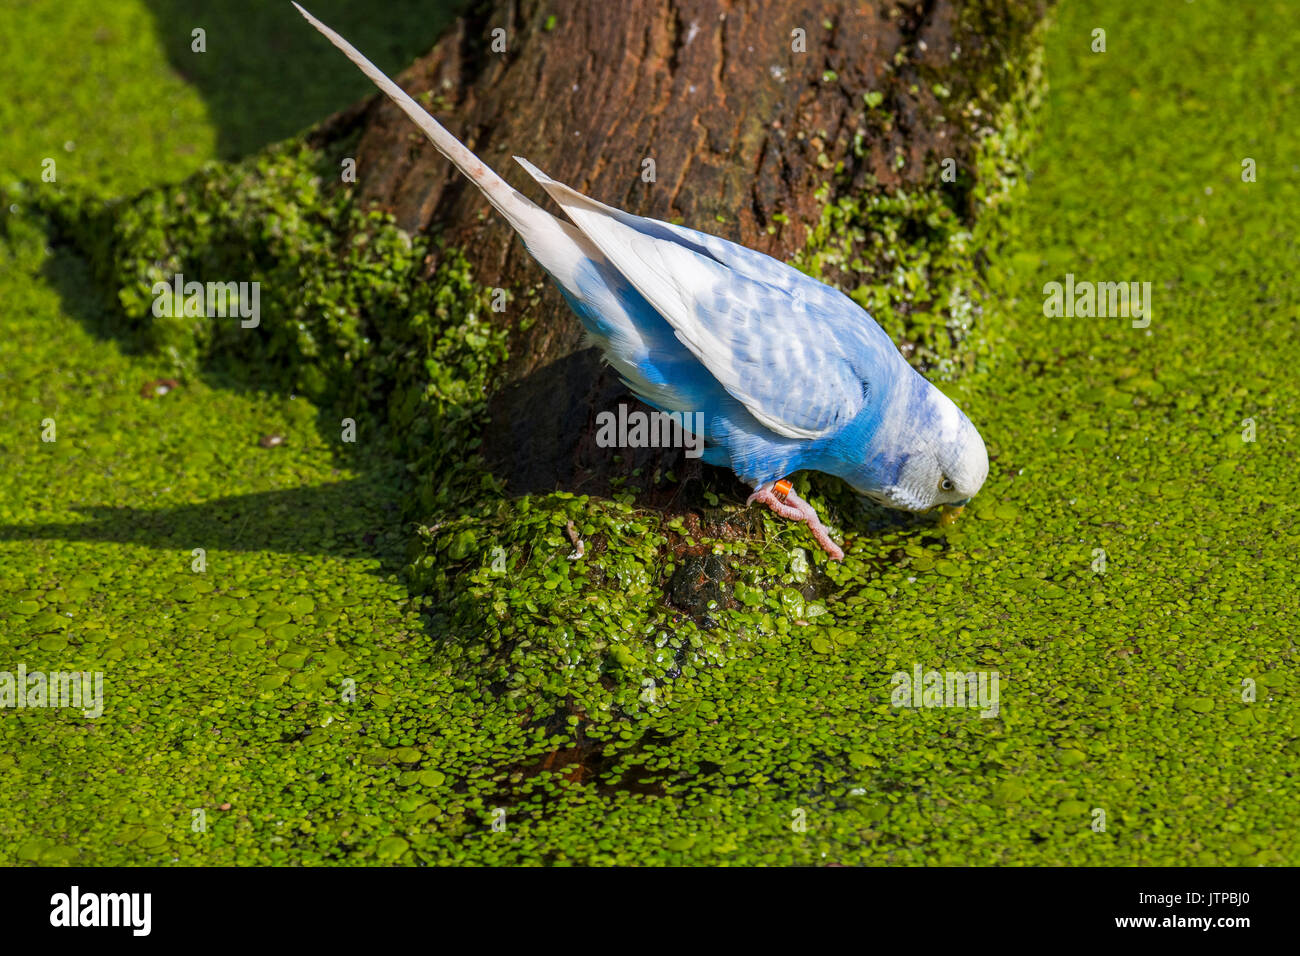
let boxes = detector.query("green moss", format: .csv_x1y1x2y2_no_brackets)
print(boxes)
30,140,505,511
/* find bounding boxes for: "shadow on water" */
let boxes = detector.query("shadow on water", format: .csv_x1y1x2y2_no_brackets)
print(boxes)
0,477,408,568
25,222,420,583
138,0,469,159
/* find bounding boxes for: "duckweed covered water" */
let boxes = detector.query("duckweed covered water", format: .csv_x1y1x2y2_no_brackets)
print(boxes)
2,0,1298,865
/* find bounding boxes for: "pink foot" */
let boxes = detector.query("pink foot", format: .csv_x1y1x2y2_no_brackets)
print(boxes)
747,481,845,561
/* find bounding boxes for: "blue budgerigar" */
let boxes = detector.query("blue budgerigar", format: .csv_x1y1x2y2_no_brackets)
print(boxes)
295,4,989,561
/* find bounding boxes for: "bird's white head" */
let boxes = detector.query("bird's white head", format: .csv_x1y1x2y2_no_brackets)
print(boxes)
855,375,989,515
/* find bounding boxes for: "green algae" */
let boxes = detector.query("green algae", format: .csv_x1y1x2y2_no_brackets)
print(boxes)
0,0,466,195
3,0,1299,867
0,1,215,197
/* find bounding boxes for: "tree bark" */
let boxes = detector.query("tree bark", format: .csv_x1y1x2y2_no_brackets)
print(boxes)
313,0,1044,499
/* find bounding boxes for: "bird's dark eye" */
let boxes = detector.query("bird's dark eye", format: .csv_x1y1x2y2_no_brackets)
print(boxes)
940,478,953,491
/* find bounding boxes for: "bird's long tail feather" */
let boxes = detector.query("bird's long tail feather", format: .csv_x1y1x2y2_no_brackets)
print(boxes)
292,2,546,237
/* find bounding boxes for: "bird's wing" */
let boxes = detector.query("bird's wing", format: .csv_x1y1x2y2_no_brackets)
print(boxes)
514,158,900,440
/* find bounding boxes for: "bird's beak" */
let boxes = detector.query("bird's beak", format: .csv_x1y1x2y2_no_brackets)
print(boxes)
938,499,969,526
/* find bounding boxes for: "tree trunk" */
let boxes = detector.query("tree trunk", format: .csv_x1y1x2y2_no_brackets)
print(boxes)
312,0,1044,499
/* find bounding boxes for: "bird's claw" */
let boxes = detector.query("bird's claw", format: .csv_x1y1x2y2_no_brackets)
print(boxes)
748,481,845,561
746,486,803,521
